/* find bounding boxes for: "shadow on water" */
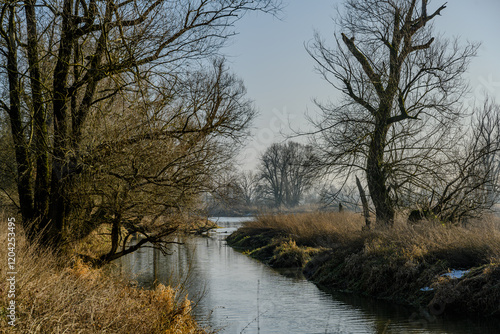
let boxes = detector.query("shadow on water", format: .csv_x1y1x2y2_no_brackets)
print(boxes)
117,217,500,334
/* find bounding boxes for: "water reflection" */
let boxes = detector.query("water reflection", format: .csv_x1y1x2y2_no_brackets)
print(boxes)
117,217,500,334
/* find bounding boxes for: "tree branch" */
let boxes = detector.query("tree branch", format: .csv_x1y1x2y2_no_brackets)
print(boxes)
410,2,447,33
341,33,384,96
342,79,376,115
387,93,419,124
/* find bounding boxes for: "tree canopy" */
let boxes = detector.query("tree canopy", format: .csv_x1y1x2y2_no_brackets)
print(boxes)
0,0,280,260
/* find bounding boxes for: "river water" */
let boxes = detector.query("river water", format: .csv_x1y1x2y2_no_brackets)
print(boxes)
117,217,500,333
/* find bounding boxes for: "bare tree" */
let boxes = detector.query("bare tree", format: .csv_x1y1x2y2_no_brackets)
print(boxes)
409,98,500,222
307,0,478,225
237,170,260,207
67,60,256,263
0,115,17,206
0,0,280,253
205,166,249,216
473,98,500,206
259,141,317,208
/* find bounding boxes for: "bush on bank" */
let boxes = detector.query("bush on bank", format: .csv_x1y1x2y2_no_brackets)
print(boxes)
227,212,500,317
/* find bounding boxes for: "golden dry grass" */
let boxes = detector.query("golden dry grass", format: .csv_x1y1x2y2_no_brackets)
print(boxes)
365,217,500,266
231,211,500,315
245,212,500,266
0,213,209,333
268,239,323,268
245,211,365,247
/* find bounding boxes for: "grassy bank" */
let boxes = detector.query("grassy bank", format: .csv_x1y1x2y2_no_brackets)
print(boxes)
227,212,500,317
0,214,209,333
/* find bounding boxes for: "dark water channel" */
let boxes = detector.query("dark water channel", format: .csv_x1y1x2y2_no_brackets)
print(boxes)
117,217,500,333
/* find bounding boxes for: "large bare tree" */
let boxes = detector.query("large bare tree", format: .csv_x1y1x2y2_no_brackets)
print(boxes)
307,0,478,225
71,60,256,263
0,0,279,254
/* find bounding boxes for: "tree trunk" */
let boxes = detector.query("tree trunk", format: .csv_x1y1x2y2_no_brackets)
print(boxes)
366,117,394,226
44,0,75,248
6,3,35,235
109,217,121,257
25,0,50,221
355,175,371,229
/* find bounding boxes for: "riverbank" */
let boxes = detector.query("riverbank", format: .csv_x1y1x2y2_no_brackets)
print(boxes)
226,212,500,317
0,214,209,333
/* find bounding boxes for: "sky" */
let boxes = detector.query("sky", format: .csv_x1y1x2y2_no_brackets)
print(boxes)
222,0,500,170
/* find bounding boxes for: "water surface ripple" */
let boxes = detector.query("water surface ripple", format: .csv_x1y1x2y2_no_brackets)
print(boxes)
118,217,500,334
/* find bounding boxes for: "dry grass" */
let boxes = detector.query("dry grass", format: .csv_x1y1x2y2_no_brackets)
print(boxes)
245,211,365,247
0,213,209,333
244,212,500,266
227,211,364,268
229,211,500,315
430,263,500,316
268,239,323,268
365,216,500,266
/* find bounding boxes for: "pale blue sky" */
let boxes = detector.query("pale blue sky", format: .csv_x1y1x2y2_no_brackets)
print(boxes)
223,0,500,169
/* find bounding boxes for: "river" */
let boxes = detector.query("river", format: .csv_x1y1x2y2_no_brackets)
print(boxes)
117,217,500,333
